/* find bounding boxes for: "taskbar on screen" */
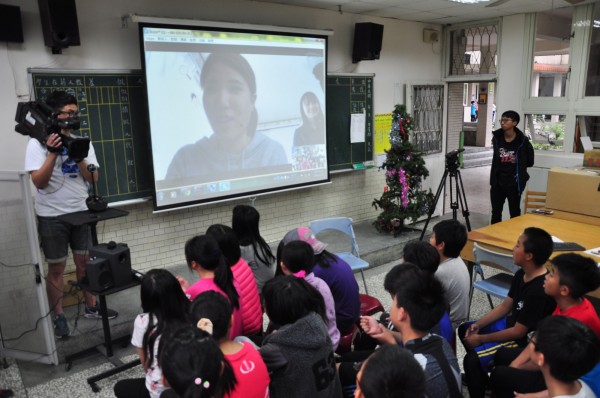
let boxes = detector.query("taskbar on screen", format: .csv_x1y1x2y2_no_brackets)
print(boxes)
155,168,328,207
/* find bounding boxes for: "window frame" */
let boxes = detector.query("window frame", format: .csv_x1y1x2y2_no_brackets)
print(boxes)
443,19,501,83
522,3,600,157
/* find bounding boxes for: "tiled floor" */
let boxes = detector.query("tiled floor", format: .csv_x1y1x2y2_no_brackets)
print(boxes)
0,166,495,397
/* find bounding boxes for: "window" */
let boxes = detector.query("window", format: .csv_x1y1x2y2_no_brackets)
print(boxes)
584,6,600,96
412,85,444,154
524,114,565,151
448,24,498,76
530,8,573,98
575,116,600,151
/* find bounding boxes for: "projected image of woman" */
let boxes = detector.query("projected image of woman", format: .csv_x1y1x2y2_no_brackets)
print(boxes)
293,91,325,147
165,53,288,179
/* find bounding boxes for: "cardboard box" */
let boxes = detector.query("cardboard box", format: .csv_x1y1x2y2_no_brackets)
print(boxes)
546,167,600,217
583,149,600,168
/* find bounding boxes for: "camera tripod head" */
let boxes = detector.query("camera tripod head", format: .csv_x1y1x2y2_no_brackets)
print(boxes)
445,148,464,173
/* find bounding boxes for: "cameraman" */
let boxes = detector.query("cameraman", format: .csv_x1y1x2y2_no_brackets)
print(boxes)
24,91,117,339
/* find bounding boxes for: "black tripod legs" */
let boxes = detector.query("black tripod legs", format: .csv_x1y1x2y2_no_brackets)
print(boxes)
419,168,471,241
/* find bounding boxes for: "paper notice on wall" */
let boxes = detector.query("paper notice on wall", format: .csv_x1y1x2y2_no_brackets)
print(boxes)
374,113,393,155
350,112,366,143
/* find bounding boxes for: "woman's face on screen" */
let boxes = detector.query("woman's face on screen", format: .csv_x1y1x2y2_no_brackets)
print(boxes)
202,62,256,141
302,97,321,120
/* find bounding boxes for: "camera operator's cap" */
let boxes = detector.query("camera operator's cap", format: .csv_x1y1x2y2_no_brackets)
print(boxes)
282,227,327,255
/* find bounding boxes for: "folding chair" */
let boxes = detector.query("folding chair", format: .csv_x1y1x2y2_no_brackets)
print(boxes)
470,242,519,313
308,217,370,294
524,190,547,213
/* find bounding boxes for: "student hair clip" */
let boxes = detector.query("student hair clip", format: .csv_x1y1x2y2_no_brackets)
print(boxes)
196,318,213,335
293,270,306,278
194,377,210,389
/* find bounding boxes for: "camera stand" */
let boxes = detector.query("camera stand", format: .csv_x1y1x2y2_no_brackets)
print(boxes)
419,154,472,240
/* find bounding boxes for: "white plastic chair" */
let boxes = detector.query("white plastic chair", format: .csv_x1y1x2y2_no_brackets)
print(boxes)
308,217,370,294
470,242,520,313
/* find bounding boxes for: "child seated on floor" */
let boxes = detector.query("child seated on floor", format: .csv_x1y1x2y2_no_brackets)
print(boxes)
158,325,236,398
359,263,461,398
429,219,471,329
113,269,189,398
260,275,342,398
489,252,600,398
353,344,426,398
402,240,453,344
528,316,600,398
189,291,270,398
283,226,360,336
367,240,453,348
277,238,340,350
232,204,276,294
206,224,263,337
460,227,556,398
177,234,242,339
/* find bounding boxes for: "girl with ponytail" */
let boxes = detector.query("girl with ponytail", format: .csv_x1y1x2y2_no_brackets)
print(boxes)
178,235,242,338
159,325,236,398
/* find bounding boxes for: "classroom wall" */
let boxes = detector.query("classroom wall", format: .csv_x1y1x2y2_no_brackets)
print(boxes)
0,0,446,271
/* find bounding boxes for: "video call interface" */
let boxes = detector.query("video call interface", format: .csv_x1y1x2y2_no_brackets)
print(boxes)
139,23,330,211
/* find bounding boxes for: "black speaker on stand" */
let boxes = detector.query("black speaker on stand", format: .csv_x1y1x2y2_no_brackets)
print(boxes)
85,258,114,292
352,23,384,63
38,0,80,54
89,242,132,289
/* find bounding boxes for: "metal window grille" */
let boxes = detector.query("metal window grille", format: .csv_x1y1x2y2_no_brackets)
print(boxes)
412,85,444,154
449,24,498,76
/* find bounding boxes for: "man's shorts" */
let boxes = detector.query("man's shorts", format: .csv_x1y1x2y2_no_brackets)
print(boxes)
37,215,90,264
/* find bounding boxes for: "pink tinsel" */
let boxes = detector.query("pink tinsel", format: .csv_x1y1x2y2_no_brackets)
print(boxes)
398,168,409,208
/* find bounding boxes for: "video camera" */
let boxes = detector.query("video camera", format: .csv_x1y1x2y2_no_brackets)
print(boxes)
14,100,90,161
445,148,464,171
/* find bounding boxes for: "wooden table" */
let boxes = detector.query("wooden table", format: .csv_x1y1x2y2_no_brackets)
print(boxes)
460,213,600,298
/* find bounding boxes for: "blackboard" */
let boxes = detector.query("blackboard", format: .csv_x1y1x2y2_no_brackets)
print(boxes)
30,70,153,204
326,74,374,171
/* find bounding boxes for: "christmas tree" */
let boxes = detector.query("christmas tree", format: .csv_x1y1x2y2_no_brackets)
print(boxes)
372,105,433,235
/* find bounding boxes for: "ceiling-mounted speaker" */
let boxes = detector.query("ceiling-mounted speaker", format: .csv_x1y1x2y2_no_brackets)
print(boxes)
38,0,81,54
352,23,384,63
423,29,440,43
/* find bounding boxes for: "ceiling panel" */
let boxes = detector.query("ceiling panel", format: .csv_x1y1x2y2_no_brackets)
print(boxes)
252,0,598,24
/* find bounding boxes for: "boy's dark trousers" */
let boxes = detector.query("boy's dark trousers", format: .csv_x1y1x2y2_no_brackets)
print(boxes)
488,347,546,398
458,323,489,398
490,183,522,224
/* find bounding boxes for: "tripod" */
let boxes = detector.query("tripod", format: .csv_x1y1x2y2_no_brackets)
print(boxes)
419,150,471,240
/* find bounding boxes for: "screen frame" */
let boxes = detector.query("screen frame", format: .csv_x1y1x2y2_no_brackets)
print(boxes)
138,20,331,212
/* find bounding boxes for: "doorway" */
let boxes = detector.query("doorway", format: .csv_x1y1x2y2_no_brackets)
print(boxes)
447,81,496,149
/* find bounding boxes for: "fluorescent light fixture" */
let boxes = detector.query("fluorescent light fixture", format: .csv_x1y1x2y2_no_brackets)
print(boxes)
448,0,490,3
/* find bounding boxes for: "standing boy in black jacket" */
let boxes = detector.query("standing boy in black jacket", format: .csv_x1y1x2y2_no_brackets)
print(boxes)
490,110,534,224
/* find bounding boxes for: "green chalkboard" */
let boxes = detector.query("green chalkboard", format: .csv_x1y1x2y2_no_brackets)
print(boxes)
326,74,374,171
30,70,153,204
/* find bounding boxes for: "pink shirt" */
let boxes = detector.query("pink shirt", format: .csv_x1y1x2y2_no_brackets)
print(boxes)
225,342,270,398
185,277,243,339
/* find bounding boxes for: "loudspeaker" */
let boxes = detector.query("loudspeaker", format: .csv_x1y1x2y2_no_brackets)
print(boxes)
86,258,114,292
89,242,132,288
352,23,384,64
0,5,24,43
37,0,80,53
